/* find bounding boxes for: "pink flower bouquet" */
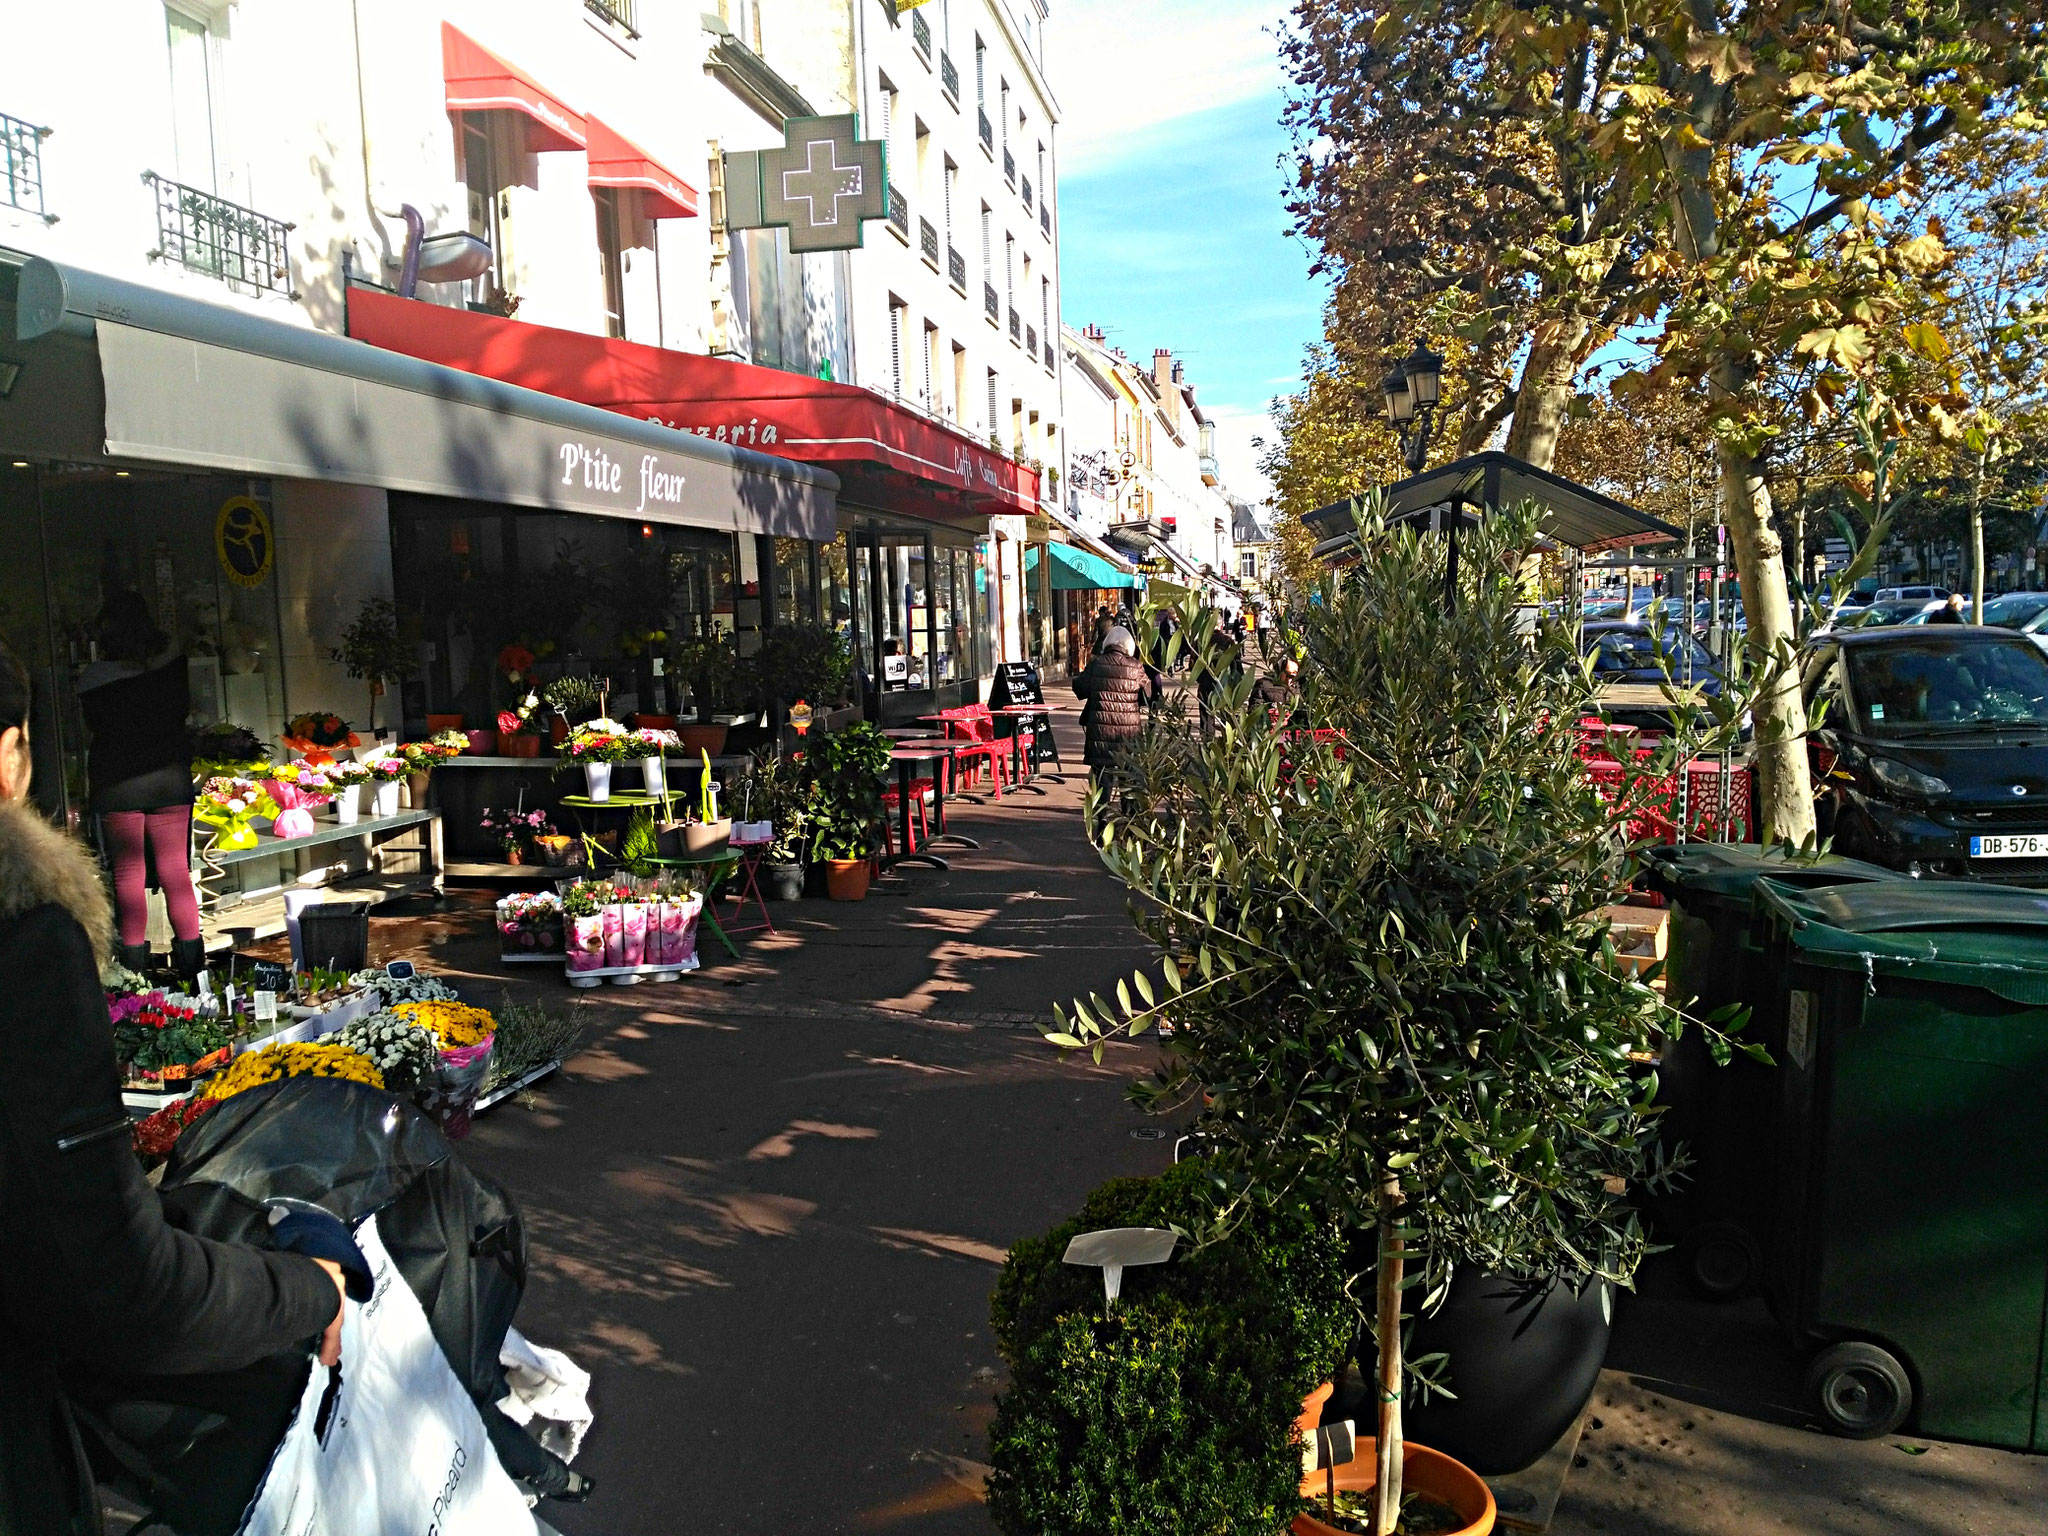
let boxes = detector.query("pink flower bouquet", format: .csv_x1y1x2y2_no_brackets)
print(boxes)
264,763,334,841
567,913,606,974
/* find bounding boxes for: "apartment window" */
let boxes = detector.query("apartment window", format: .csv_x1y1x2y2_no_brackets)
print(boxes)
980,205,991,278
952,341,967,424
165,4,222,192
722,0,764,53
1040,276,1051,340
943,158,956,240
460,115,517,299
923,322,938,411
879,75,895,149
888,299,907,399
1240,553,1259,580
1004,233,1014,304
1000,84,1009,146
594,187,626,337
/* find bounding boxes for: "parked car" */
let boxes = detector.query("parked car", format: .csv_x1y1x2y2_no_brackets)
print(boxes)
1801,627,2048,881
1845,597,1943,629
1582,620,1722,692
1873,585,1951,603
1981,590,2048,639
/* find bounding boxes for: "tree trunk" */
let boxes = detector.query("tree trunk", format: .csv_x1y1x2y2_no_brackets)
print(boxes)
1714,428,1815,847
1970,445,1990,623
1373,1178,1405,1536
1503,316,1590,470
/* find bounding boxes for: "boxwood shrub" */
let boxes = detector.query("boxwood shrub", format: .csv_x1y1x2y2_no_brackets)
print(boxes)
987,1158,1352,1536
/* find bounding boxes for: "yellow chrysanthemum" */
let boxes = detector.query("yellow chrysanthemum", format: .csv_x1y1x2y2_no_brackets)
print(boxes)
392,1000,496,1050
204,1041,385,1102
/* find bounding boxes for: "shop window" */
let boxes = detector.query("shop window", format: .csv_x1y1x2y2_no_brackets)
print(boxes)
594,186,627,338
772,537,819,625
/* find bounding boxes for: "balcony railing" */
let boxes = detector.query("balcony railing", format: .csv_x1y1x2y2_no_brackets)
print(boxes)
144,171,294,297
1026,324,1038,356
978,110,993,154
1045,340,1057,373
2,110,52,222
940,53,959,102
1040,204,1051,237
948,246,968,291
919,217,940,267
585,0,639,38
984,281,999,322
887,185,909,239
1008,306,1022,344
1021,176,1033,213
911,8,931,62
1003,148,1015,186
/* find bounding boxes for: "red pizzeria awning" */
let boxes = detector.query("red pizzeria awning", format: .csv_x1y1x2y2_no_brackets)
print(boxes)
586,116,698,220
441,22,586,154
345,288,1039,519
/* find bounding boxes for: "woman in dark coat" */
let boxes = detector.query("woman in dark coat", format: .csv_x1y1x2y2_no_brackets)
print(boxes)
0,641,347,1536
1073,624,1157,773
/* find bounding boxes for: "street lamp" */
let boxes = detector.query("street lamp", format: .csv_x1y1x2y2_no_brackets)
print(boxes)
1380,340,1445,474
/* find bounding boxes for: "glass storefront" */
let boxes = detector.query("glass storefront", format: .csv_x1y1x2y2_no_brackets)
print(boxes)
0,463,288,824
837,511,994,720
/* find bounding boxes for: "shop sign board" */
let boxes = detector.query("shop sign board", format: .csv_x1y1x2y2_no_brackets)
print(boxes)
724,114,888,254
215,496,275,588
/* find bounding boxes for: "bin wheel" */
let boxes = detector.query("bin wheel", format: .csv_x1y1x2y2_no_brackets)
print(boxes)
1806,1341,1913,1439
1681,1221,1761,1300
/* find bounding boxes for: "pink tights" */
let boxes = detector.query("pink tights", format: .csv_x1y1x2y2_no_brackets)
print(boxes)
103,806,202,946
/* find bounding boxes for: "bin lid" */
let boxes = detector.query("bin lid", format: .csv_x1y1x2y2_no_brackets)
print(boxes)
1638,843,1896,902
1754,878,2048,1002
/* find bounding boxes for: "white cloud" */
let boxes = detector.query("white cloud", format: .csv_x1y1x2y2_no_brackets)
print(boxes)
1049,1,1286,174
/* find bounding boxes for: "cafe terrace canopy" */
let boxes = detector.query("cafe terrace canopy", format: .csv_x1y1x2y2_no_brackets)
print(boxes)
1303,450,1681,560
346,288,1040,526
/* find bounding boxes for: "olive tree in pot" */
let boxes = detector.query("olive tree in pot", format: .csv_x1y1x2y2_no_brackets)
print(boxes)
329,597,412,740
668,632,741,755
1053,502,1751,1528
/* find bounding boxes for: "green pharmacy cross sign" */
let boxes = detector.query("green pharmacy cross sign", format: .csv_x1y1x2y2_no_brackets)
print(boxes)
725,114,888,253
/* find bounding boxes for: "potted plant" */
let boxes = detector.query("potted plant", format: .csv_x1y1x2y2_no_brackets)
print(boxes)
669,632,740,755
543,674,605,744
264,761,334,840
987,1158,1355,1536
188,722,270,782
1052,504,1749,1525
673,749,732,856
193,775,278,851
479,805,553,866
496,691,546,758
627,725,679,795
358,752,408,818
743,751,809,899
395,731,464,808
803,723,888,900
563,719,633,801
324,759,373,825
329,596,412,741
755,622,856,726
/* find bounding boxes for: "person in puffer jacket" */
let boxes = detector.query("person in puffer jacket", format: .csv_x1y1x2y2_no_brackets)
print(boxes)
1073,624,1157,774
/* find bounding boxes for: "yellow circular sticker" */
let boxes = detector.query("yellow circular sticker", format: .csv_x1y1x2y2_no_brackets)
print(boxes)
215,496,274,588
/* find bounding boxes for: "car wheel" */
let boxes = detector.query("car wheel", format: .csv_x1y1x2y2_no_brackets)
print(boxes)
1807,1340,1913,1438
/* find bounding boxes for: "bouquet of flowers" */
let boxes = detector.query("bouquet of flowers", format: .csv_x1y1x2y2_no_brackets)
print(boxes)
324,759,373,789
202,1040,385,1102
193,775,278,850
562,881,634,974
281,712,359,765
357,753,409,783
325,1010,440,1091
397,733,465,771
347,966,458,1006
479,805,554,857
264,760,334,839
628,726,679,756
564,720,635,765
497,692,545,740
111,991,234,1081
131,1094,219,1168
646,884,704,970
497,891,565,958
189,722,270,776
497,643,537,683
392,999,496,1049
391,1000,498,1137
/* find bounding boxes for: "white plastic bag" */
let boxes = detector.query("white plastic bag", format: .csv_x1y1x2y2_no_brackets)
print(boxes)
498,1329,593,1464
237,1215,536,1536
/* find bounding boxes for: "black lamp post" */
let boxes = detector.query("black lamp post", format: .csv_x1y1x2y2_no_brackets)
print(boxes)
1380,340,1445,475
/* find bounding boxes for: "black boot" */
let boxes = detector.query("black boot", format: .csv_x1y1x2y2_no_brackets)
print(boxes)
171,937,207,983
115,941,153,974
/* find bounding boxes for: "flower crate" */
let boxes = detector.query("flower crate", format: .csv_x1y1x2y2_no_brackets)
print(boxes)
563,889,703,987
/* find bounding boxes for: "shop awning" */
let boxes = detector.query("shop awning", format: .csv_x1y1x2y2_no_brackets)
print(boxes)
1304,450,1680,559
3,252,836,540
442,22,586,154
586,116,698,220
344,287,1041,520
1028,541,1144,591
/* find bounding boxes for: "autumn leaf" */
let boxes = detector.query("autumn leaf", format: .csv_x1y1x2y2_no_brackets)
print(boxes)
1901,321,1950,362
1795,325,1873,368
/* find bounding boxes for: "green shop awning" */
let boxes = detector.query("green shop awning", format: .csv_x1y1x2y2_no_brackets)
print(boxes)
1028,541,1144,591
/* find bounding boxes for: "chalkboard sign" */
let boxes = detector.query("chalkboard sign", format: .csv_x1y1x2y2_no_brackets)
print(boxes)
248,960,290,993
385,960,416,980
988,661,1044,710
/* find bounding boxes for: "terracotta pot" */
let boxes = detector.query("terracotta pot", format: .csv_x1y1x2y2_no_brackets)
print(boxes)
684,818,732,856
1297,1382,1337,1441
1290,1439,1496,1536
550,716,569,745
403,769,432,808
632,713,678,730
676,722,729,756
825,858,872,901
426,713,465,732
504,844,525,866
501,733,541,758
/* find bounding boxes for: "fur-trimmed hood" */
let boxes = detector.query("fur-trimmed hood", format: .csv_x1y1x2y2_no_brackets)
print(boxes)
0,797,113,968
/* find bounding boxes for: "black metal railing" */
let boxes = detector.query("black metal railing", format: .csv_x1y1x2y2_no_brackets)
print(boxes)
978,110,993,153
984,281,999,321
887,185,909,238
912,8,931,60
1041,204,1051,237
948,246,968,290
919,217,940,266
1003,148,1015,186
144,172,294,296
1021,176,1033,213
2,110,51,221
585,0,639,37
1009,306,1022,343
1026,324,1039,357
1046,340,1057,372
940,53,959,101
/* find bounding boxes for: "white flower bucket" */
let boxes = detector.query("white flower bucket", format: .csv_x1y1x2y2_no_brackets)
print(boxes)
371,781,401,819
584,761,613,802
332,784,361,825
636,756,666,795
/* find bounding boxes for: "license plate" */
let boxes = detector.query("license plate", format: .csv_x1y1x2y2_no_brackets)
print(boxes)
1970,833,2048,859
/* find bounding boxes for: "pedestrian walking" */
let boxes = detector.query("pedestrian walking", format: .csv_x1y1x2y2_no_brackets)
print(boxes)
0,639,356,1536
1073,624,1157,787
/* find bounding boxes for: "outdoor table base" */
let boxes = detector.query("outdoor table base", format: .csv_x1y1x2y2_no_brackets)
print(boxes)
886,746,951,870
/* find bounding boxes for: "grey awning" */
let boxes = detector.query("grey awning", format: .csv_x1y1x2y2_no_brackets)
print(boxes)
2,251,838,540
1303,450,1678,558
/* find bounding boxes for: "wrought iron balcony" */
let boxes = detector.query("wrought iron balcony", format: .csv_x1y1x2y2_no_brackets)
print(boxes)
1003,148,1015,186
1026,324,1038,356
2,110,52,222
911,8,931,62
1022,176,1033,213
1009,306,1022,343
1041,204,1051,237
887,185,909,239
585,0,639,37
940,53,959,102
978,110,993,154
919,217,940,267
984,281,999,321
1045,340,1057,372
948,246,967,291
144,171,294,297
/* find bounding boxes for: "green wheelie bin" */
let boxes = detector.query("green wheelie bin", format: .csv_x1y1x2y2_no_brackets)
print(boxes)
1637,844,1896,1298
1752,877,2048,1447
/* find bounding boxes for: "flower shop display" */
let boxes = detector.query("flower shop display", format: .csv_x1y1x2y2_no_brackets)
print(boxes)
326,1009,441,1091
628,726,679,794
348,965,459,1007
497,891,566,963
391,998,495,1048
392,998,498,1138
497,691,547,758
560,879,698,987
264,761,335,840
478,999,587,1104
668,632,740,754
281,711,359,766
542,674,605,742
194,775,278,850
358,753,408,817
111,990,234,1085
805,724,889,900
564,719,634,800
131,1093,219,1170
203,1039,386,1101
323,759,372,824
480,805,555,865
330,596,411,737
189,722,271,778
396,732,464,807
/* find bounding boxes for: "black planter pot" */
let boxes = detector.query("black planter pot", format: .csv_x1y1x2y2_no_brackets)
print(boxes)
1399,1269,1613,1475
761,862,805,901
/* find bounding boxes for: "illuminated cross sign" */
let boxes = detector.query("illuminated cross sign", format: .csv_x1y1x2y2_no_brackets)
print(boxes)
724,114,888,253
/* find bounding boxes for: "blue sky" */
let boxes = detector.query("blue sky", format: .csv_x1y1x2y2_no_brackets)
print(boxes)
1050,2,1324,498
